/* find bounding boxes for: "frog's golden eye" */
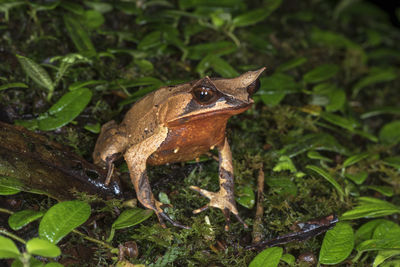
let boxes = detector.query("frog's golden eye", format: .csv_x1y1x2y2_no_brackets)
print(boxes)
246,79,260,96
192,86,218,104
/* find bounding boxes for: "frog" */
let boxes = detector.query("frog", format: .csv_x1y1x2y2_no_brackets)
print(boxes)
93,67,266,230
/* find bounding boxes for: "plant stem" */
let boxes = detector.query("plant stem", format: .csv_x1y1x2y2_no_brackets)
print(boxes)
72,229,114,250
0,207,14,215
0,228,27,245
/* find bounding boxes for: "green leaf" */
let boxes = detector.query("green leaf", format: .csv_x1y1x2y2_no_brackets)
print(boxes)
383,156,400,169
16,55,54,92
249,247,283,267
307,151,333,162
0,185,20,195
26,238,61,258
112,208,153,230
373,220,400,240
37,88,92,131
281,253,295,266
68,80,106,91
355,219,387,244
0,82,28,91
196,55,238,78
361,106,400,119
8,210,45,230
320,112,359,132
0,235,20,259
352,68,397,97
258,73,298,107
374,250,400,267
187,41,236,60
138,31,162,51
303,63,340,83
343,153,370,168
235,185,255,209
84,10,105,29
39,200,91,244
357,238,400,252
366,186,394,197
344,171,368,185
275,57,307,72
232,0,282,27
341,197,400,221
84,122,101,134
379,121,400,145
63,15,96,57
306,165,344,197
319,222,354,265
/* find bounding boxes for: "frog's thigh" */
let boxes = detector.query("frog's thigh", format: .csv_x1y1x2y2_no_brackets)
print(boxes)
123,126,168,210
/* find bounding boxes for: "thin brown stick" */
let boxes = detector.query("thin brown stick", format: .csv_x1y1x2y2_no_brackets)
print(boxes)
252,165,265,244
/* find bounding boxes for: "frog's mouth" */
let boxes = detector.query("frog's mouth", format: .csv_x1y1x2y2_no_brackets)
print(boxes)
168,100,253,126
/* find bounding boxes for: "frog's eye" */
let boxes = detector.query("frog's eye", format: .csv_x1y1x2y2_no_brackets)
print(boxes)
192,86,218,104
246,79,260,96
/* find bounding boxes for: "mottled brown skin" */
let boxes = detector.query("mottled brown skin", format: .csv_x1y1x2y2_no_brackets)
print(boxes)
93,68,266,229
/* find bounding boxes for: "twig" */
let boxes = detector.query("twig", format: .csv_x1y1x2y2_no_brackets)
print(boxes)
252,165,265,244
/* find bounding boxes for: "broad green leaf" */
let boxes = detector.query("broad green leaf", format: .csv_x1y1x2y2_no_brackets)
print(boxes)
8,210,45,230
16,55,54,92
232,0,282,27
366,186,393,197
63,15,96,57
39,200,91,244
84,10,105,29
379,121,400,145
383,157,400,169
373,220,400,240
209,56,239,78
0,82,28,91
112,208,153,230
344,171,368,185
258,73,298,107
281,253,295,266
0,235,20,259
26,238,61,258
355,219,387,244
303,63,340,83
306,165,344,197
235,185,255,209
275,57,307,72
0,185,20,195
374,250,400,267
357,238,400,252
249,247,283,267
84,1,113,13
310,28,361,50
352,68,397,97
187,41,236,60
319,222,354,265
343,153,370,168
37,88,92,131
60,1,85,15
341,197,400,220
138,31,162,51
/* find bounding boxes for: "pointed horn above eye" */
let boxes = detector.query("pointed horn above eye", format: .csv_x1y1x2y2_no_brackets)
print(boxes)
236,67,266,87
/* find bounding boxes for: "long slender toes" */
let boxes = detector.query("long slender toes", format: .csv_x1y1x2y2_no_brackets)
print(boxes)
189,186,213,199
193,204,209,214
159,212,190,229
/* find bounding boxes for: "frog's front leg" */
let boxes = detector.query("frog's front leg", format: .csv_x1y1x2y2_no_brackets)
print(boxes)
124,127,189,229
190,137,248,230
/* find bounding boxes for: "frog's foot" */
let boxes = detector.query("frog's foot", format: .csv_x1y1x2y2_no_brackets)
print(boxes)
151,200,191,230
190,186,248,230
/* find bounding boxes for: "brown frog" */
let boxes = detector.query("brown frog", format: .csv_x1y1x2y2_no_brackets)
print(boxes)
93,67,266,229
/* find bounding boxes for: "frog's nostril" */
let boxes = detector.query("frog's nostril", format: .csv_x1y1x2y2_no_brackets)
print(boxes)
246,79,260,96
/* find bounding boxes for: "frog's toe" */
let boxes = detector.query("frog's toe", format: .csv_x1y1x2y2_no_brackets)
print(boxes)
157,211,190,229
190,186,248,229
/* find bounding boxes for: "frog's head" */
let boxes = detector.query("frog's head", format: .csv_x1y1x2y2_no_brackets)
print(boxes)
163,67,266,125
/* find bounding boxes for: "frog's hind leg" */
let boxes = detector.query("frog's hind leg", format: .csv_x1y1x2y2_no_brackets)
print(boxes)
190,137,248,230
124,127,189,229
